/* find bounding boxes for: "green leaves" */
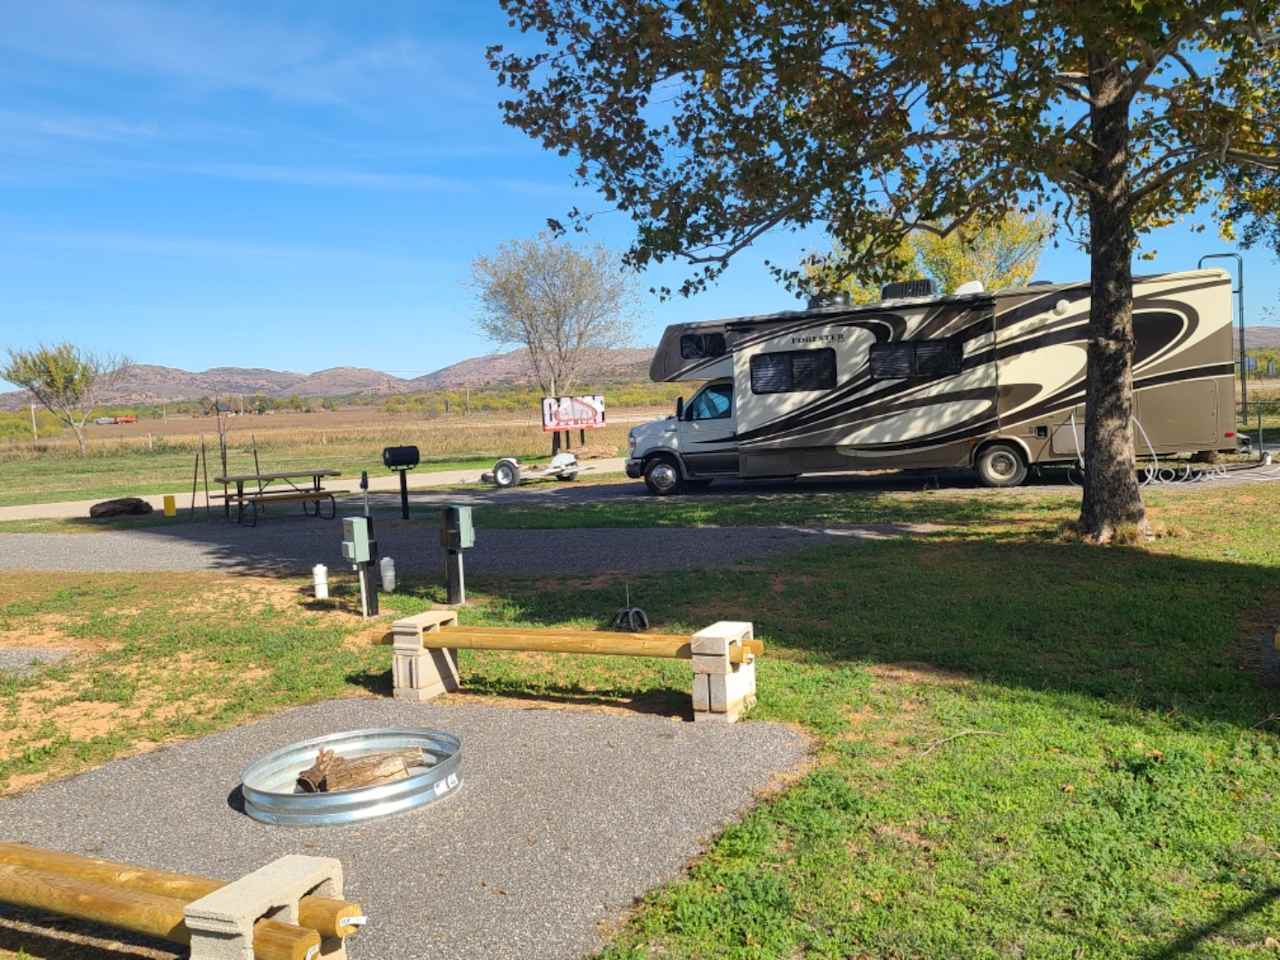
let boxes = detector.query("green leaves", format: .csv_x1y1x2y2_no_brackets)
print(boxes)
489,1,1280,295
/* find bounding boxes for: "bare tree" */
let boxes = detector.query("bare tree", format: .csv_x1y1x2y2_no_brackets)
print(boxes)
2,343,132,456
470,233,637,397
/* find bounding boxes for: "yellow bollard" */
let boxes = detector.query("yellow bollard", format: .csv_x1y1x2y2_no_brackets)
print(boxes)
163,495,176,518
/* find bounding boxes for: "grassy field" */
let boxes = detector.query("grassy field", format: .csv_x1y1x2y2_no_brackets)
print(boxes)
0,418,630,507
1,481,1279,957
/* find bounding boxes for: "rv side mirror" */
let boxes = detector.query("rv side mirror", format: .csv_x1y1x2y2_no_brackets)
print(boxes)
675,396,684,420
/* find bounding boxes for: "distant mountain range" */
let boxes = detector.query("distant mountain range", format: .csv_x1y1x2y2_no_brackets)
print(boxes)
0,347,655,411
1245,325,1280,349
3,328,1276,412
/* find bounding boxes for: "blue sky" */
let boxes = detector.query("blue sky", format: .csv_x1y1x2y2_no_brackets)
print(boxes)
1,0,1277,390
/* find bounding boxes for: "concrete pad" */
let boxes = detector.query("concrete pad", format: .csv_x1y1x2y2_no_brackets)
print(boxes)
0,698,809,960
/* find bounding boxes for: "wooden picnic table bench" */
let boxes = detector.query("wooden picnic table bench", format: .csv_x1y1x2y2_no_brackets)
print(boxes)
213,468,340,526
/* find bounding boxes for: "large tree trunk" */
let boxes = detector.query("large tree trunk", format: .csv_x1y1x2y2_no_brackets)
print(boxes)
1080,57,1146,542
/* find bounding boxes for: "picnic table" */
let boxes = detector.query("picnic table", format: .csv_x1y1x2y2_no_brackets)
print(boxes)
213,468,341,526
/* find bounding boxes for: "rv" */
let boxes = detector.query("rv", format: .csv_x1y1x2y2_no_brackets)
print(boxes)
624,268,1238,494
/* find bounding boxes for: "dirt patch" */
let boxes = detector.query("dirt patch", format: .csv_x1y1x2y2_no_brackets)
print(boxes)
445,686,691,720
531,572,625,593
868,661,973,687
873,822,933,850
341,621,396,649
1,654,255,771
0,616,107,654
769,573,818,595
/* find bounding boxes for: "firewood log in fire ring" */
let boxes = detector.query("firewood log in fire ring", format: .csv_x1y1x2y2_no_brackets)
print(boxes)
296,748,428,793
240,728,463,827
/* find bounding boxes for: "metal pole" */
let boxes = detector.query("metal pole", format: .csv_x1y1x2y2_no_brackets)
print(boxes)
357,565,378,618
1198,253,1246,421
362,471,381,589
399,469,409,520
446,549,465,606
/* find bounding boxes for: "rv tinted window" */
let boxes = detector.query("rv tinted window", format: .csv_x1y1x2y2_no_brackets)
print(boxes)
869,340,964,379
680,332,727,360
868,344,914,379
915,340,964,376
792,349,836,390
749,349,837,394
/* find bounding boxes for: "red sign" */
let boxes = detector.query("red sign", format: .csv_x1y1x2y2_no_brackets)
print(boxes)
542,395,606,432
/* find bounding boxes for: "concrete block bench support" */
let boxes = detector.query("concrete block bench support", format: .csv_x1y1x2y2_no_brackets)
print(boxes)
391,610,461,703
389,612,758,722
185,854,346,960
689,620,757,723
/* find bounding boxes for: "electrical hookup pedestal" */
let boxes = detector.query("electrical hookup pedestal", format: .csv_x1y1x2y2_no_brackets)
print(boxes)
342,515,379,619
440,504,474,606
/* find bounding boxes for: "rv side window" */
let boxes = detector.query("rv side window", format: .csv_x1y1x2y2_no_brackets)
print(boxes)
749,349,837,394
680,332,727,360
869,340,963,379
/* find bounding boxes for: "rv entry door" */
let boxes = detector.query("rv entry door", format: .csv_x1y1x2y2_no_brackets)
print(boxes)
680,381,738,475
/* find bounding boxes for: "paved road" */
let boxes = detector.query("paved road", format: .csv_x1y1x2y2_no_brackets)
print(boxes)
5,456,1268,525
0,698,810,960
0,459,629,523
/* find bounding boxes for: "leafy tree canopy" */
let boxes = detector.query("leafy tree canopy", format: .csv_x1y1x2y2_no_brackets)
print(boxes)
489,1,1279,295
470,233,637,397
807,210,1051,302
2,343,130,456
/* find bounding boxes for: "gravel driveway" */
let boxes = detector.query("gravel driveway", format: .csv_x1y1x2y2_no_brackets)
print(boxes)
0,520,929,576
0,698,809,960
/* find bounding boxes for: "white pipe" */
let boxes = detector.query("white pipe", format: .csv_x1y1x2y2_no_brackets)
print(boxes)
312,564,329,601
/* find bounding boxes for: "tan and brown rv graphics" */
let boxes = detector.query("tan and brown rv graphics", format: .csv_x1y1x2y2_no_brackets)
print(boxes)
637,269,1235,483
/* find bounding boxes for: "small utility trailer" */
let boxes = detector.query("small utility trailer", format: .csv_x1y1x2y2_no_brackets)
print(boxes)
482,452,585,488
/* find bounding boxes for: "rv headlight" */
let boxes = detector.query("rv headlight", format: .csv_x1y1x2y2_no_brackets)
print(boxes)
628,431,637,453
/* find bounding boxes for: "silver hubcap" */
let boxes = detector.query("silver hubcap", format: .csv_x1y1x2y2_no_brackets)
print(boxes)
496,465,513,484
988,451,1017,480
649,463,678,492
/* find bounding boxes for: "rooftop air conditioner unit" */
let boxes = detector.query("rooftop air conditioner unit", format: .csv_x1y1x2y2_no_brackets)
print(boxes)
880,278,936,300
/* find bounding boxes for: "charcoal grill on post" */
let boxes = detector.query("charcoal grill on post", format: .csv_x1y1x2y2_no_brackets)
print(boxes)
382,445,420,519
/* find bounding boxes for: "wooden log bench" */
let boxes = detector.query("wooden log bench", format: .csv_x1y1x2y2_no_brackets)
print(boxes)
391,611,761,722
0,843,363,960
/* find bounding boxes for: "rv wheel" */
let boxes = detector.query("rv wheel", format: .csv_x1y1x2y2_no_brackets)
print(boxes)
975,443,1028,488
643,457,682,496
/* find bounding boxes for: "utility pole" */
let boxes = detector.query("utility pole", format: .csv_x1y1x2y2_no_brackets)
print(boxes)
29,402,37,443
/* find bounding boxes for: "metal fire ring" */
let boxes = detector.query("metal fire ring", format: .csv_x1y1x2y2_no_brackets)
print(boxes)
240,727,462,828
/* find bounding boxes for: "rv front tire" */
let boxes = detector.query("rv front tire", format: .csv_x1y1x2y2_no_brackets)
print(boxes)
975,443,1028,488
643,457,682,496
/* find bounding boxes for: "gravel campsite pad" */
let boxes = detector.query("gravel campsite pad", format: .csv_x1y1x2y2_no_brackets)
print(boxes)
0,647,69,675
0,698,809,960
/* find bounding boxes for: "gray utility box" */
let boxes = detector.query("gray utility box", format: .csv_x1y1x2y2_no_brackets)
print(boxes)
440,505,474,551
342,516,375,564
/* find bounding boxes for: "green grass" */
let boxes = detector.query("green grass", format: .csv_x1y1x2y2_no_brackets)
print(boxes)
473,485,1081,530
2,482,1279,957
398,482,1280,959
